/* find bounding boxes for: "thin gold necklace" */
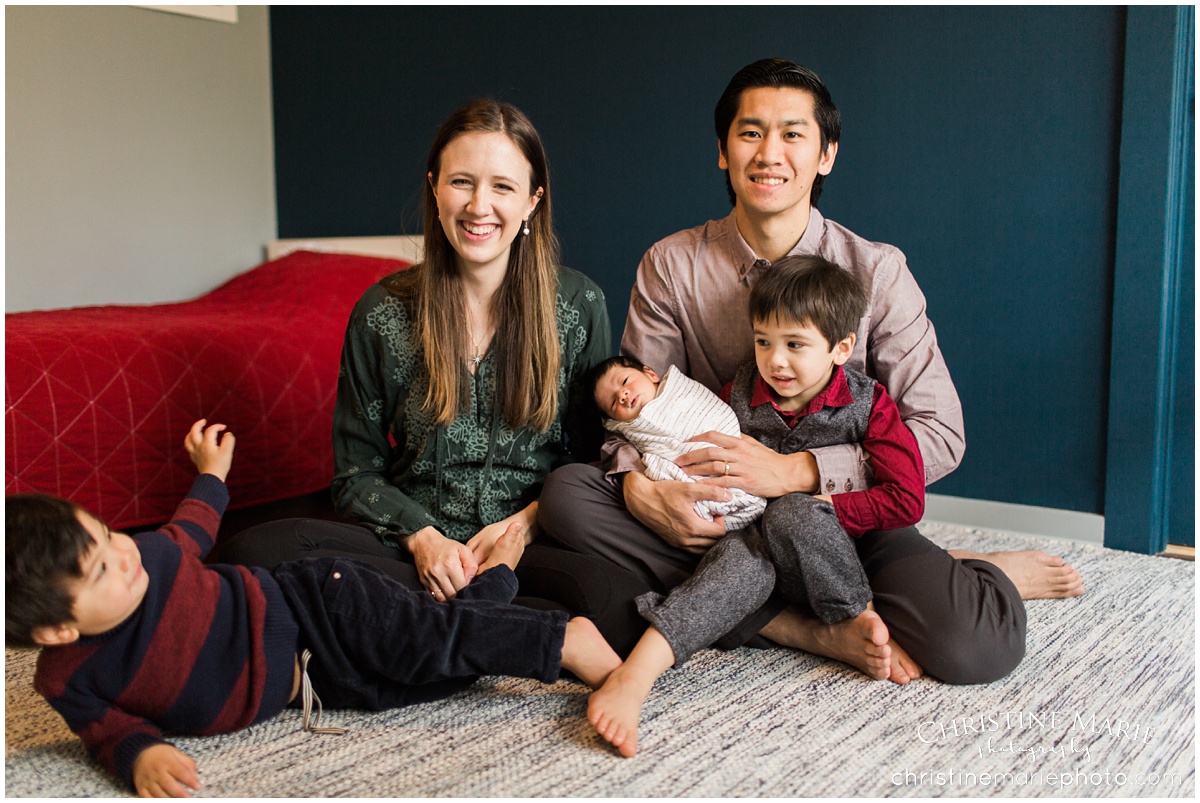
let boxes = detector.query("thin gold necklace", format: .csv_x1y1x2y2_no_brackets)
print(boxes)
470,330,485,367
469,320,493,369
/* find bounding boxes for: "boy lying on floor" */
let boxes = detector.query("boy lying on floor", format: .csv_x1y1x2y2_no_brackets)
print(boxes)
5,420,619,797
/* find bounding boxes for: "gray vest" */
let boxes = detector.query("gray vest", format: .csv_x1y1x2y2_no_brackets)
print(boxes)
728,360,876,457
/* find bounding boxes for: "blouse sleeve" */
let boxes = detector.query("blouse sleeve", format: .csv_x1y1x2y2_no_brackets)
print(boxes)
330,287,440,545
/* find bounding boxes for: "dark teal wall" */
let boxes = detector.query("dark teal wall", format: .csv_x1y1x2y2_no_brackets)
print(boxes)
1103,5,1194,552
1172,119,1193,546
270,7,1144,516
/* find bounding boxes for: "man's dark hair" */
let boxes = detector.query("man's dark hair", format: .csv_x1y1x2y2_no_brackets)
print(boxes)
714,57,842,207
749,255,867,350
5,494,93,647
587,355,650,417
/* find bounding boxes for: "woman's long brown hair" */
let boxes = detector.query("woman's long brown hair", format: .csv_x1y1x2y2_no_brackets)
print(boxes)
385,99,561,431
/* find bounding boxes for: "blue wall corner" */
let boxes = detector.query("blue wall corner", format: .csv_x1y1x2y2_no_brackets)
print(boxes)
1104,5,1194,553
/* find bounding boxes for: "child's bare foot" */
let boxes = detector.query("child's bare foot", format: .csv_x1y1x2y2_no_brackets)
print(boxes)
560,617,622,689
588,665,649,758
887,637,923,684
762,607,893,680
823,609,893,680
479,524,526,572
588,628,675,758
950,549,1085,600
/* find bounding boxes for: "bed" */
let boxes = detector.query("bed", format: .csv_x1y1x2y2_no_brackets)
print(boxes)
4,236,423,532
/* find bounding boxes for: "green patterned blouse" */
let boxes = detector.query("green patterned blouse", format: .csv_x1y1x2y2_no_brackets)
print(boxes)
331,266,611,545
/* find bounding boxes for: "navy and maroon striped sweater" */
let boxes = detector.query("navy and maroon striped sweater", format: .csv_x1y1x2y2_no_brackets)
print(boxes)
33,474,299,792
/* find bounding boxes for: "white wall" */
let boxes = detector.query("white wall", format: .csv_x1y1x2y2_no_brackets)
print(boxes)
5,5,276,312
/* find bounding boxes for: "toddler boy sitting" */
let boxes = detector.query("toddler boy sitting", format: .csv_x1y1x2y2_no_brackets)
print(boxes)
6,420,619,797
588,255,926,757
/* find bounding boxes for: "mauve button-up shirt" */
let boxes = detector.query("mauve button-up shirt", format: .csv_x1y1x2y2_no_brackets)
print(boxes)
616,207,965,491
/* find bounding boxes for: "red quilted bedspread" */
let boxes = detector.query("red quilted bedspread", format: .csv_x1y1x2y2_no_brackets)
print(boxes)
5,251,408,531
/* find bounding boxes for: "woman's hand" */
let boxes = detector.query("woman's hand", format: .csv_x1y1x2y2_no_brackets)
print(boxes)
405,526,479,601
679,431,818,498
467,502,538,565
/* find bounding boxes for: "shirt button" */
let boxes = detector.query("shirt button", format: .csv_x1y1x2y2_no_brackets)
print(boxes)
332,572,342,580
825,479,836,493
844,480,854,492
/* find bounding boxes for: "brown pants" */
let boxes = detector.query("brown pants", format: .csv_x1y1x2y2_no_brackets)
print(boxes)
537,463,1027,684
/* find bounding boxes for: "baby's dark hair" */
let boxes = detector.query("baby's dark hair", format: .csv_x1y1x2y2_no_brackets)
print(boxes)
749,255,868,349
5,494,93,647
587,355,650,417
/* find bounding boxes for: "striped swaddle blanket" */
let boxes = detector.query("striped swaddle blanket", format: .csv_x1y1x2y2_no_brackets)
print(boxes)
605,365,766,530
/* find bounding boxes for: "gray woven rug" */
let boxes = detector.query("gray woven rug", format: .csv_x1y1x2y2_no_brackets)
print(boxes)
5,523,1195,797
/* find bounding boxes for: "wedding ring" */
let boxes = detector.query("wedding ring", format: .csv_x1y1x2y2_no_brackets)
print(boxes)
724,462,730,476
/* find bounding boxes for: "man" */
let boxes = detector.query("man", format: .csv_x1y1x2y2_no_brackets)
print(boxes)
541,58,1082,684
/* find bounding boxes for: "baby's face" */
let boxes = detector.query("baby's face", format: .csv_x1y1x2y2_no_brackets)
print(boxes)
595,364,660,422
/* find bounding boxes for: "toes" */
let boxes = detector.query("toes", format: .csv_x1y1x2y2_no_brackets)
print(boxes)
867,642,892,659
587,700,605,729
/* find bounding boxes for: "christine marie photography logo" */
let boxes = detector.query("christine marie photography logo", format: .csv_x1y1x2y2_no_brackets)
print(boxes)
891,709,1185,791
918,709,1156,760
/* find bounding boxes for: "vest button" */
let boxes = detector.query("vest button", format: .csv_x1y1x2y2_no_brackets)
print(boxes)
825,479,836,493
844,479,854,492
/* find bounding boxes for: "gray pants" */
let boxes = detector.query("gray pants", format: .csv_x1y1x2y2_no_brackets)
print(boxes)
538,463,1027,684
638,494,871,665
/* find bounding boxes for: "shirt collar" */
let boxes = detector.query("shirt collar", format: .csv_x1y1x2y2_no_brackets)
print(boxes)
723,206,827,280
792,206,826,256
724,209,760,280
750,363,853,419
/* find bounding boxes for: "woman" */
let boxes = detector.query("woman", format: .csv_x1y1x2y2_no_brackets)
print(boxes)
222,99,646,653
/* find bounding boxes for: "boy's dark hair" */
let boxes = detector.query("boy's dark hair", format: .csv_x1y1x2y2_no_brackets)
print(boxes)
587,355,650,417
5,494,93,647
749,255,868,350
714,57,842,207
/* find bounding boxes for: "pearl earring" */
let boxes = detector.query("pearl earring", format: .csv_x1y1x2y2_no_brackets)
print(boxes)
522,220,531,236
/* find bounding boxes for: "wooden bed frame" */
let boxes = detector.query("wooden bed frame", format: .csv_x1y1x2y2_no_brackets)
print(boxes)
267,234,425,263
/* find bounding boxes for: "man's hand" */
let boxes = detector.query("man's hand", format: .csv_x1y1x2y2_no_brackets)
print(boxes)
183,419,235,483
679,431,818,497
622,471,727,554
467,502,538,565
406,526,479,600
133,744,200,798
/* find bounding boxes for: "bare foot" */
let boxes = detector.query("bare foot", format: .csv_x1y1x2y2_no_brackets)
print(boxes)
587,628,675,758
950,549,1085,600
887,638,923,685
479,524,526,572
588,665,648,758
762,607,894,681
560,617,622,689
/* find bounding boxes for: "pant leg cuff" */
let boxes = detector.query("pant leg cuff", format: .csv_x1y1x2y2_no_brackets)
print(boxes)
460,565,519,603
635,591,692,666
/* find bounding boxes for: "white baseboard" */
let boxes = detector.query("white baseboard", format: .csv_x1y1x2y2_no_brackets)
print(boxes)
921,493,1104,546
